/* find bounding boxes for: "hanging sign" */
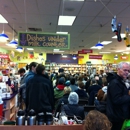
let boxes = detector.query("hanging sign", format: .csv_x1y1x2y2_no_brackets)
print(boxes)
18,32,70,49
89,55,103,59
0,54,9,59
78,51,87,54
82,49,93,53
120,56,128,60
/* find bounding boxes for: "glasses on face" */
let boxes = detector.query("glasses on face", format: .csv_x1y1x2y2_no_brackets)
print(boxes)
122,69,130,73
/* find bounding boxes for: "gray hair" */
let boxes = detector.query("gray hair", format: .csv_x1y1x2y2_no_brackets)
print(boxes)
117,62,130,69
68,92,79,104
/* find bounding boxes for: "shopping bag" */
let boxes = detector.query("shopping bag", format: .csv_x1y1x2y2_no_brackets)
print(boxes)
121,119,130,130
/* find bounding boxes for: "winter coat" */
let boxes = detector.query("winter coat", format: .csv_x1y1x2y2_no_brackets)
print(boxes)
63,104,85,120
106,72,130,122
26,74,54,114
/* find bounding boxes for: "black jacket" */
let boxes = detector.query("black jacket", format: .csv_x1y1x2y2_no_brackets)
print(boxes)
26,74,54,114
106,73,130,122
63,104,85,120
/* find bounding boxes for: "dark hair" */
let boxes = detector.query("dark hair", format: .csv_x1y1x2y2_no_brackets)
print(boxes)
26,62,38,70
70,77,75,85
36,64,45,75
78,81,84,89
18,68,25,74
84,110,112,130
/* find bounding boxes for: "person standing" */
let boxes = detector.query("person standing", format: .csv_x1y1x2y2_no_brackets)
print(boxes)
26,64,54,117
106,62,130,130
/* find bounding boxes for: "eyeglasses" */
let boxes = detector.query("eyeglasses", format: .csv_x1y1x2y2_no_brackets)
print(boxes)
123,69,130,72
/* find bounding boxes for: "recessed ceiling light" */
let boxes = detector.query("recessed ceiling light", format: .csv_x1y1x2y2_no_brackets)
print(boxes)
90,46,98,49
27,48,34,50
56,32,68,34
101,41,112,45
115,50,124,52
0,14,8,23
58,16,76,26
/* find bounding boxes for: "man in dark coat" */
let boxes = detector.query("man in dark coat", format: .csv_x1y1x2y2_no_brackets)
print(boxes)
26,64,54,116
106,62,130,130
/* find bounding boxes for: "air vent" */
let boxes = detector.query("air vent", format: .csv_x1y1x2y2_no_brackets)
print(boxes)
79,46,84,48
28,28,42,32
110,48,116,50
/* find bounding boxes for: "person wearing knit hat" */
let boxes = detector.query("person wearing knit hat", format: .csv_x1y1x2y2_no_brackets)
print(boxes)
68,92,79,104
63,92,85,120
54,77,66,108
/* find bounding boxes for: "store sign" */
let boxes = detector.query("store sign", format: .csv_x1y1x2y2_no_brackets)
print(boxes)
78,49,92,54
89,55,103,59
18,32,70,49
78,51,87,54
82,49,93,53
120,56,128,60
0,54,9,59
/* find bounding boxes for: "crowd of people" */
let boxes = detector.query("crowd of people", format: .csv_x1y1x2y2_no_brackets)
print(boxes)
16,61,130,130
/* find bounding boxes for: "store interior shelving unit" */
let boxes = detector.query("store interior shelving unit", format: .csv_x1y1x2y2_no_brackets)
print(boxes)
3,93,17,121
45,63,87,74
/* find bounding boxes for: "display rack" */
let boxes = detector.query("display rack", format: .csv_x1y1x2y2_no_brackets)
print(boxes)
2,93,17,120
45,63,86,73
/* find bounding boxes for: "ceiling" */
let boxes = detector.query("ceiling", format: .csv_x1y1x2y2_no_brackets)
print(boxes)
0,0,130,54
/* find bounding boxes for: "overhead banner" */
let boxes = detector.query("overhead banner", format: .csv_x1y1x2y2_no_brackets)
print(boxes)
78,49,93,54
0,54,9,59
78,51,87,54
89,55,103,59
18,32,70,49
82,49,93,53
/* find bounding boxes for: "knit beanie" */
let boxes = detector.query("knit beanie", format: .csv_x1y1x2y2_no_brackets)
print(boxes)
68,92,79,104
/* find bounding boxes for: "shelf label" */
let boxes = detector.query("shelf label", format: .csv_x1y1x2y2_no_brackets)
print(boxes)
18,32,70,49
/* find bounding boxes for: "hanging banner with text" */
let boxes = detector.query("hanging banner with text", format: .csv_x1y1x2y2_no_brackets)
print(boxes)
0,54,9,59
89,55,103,59
18,32,70,49
82,49,93,53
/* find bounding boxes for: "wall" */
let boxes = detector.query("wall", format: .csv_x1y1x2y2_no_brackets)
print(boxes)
0,48,8,53
9,51,46,64
78,53,130,64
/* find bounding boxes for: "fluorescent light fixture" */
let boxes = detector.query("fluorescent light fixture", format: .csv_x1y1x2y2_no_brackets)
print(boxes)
90,46,98,49
58,16,76,26
56,32,68,34
53,51,64,53
126,47,130,50
99,52,111,54
53,49,64,53
123,52,129,54
62,55,67,57
112,33,126,39
27,48,34,50
53,49,60,51
115,50,124,52
0,14,8,23
101,41,112,45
